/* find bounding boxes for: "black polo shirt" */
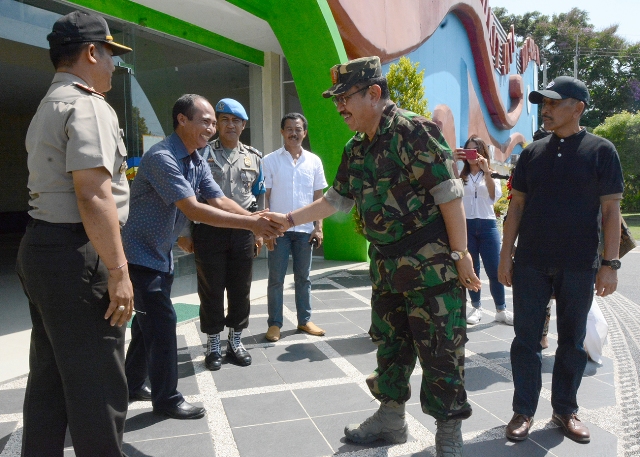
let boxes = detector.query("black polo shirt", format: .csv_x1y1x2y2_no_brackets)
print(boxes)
512,129,623,270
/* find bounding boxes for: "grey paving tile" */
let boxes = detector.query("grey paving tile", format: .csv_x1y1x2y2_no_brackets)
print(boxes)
294,383,375,416
0,421,17,453
542,375,617,410
583,356,614,376
313,410,408,454
464,366,513,395
469,388,553,426
262,342,328,364
211,363,283,391
311,291,353,301
312,297,368,310
309,283,339,291
177,353,199,396
327,336,377,375
0,388,24,414
465,339,511,359
272,358,345,384
354,288,372,299
222,391,306,427
339,309,372,328
528,422,617,457
123,403,208,442
123,433,214,457
479,322,516,341
326,277,371,289
466,328,501,343
304,312,349,325
310,320,366,337
232,419,332,457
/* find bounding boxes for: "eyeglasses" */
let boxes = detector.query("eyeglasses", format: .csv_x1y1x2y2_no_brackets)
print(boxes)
332,85,371,107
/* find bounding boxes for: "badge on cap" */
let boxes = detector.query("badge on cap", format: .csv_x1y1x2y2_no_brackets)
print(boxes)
216,101,226,112
244,157,252,167
547,81,555,88
331,67,339,85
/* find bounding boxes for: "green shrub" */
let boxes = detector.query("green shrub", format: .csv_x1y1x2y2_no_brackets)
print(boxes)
593,111,640,212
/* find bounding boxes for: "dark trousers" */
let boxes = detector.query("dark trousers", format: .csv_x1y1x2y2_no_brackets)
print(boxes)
193,224,253,335
124,264,182,410
16,221,127,457
511,263,595,416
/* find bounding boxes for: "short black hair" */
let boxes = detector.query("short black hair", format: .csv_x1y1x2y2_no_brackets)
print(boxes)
49,41,104,69
355,77,390,101
172,94,207,130
281,112,308,131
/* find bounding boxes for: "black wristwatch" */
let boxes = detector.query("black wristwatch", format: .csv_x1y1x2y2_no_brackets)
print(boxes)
601,259,621,270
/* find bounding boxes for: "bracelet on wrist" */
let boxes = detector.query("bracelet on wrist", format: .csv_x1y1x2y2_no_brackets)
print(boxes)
286,212,295,228
108,261,127,271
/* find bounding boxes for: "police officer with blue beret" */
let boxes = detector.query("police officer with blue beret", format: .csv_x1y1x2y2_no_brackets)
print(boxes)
179,98,265,371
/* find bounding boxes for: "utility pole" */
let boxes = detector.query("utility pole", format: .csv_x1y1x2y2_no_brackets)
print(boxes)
574,34,579,78
542,57,548,87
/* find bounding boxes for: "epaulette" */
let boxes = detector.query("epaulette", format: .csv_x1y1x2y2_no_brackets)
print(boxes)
210,138,222,150
73,82,105,98
244,144,263,158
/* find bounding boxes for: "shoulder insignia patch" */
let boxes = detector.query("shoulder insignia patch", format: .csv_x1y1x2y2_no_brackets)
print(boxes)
245,145,263,158
73,82,105,98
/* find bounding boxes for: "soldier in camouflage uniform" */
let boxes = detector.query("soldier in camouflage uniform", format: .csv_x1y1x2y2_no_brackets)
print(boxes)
265,56,481,456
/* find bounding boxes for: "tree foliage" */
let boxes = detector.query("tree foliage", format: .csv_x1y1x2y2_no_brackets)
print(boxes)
594,111,640,211
494,7,640,129
386,56,431,118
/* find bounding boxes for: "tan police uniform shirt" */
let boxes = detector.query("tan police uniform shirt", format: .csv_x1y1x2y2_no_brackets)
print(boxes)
25,72,129,225
202,139,264,210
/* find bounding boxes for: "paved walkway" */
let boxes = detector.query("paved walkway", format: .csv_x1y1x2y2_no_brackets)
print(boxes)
1,259,639,457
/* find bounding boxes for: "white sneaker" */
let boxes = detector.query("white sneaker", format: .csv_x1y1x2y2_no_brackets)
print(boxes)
467,307,482,325
495,310,514,325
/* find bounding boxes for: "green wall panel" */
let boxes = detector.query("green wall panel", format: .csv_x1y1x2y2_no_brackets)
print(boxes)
229,0,368,261
67,0,264,66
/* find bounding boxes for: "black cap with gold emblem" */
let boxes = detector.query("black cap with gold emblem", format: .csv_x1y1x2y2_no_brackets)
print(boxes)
47,10,132,56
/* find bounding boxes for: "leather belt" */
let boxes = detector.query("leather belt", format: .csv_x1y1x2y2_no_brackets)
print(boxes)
373,216,447,257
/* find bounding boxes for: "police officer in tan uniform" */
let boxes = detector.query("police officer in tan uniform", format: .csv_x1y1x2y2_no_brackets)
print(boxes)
179,99,265,371
15,10,133,457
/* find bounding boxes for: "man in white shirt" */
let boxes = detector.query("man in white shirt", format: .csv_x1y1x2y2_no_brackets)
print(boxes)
263,113,328,342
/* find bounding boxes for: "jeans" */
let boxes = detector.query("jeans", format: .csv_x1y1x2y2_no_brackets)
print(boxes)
125,264,183,410
267,231,313,328
466,218,505,310
510,263,595,416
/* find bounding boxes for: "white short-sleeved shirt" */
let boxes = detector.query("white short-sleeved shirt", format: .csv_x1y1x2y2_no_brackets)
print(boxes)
263,147,327,233
462,172,502,220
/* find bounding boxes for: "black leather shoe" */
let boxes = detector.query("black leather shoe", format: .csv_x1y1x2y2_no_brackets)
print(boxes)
205,351,223,371
226,340,252,366
129,385,152,401
153,400,205,420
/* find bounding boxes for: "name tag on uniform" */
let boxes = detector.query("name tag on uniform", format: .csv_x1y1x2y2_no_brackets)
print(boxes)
244,157,252,167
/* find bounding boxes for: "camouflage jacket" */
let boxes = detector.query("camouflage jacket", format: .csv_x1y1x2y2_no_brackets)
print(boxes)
332,102,463,246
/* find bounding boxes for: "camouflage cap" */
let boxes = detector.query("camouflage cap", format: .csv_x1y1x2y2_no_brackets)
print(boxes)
322,56,382,98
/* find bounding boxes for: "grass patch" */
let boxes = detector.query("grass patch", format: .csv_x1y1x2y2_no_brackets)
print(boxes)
623,213,640,241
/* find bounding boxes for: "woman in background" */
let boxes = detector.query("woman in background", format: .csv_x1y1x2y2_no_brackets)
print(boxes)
454,136,513,325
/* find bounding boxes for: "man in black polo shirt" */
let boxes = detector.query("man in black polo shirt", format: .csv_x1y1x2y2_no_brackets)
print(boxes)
498,76,623,444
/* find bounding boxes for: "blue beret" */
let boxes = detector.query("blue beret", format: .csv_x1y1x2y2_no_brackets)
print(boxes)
215,98,248,120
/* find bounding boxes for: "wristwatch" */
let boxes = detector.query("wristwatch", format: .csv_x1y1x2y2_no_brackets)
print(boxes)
601,259,621,270
450,249,469,261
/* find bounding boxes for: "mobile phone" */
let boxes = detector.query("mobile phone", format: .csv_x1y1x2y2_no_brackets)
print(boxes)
461,149,477,160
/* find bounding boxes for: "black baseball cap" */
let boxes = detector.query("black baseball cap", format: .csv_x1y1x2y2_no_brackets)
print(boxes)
47,10,132,56
529,76,590,105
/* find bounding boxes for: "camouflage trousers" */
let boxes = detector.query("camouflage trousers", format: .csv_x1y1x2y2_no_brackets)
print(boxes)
366,239,472,421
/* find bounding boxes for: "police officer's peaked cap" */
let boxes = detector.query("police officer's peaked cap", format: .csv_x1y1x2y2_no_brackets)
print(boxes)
47,10,132,56
322,56,382,98
529,76,590,105
215,98,248,121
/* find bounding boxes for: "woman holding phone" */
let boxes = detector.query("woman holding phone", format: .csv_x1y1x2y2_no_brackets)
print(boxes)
454,136,513,325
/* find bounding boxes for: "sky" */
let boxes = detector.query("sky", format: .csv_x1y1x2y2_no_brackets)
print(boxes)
491,0,639,44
